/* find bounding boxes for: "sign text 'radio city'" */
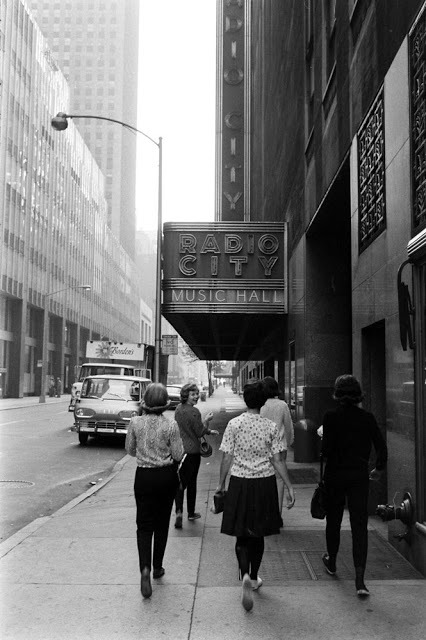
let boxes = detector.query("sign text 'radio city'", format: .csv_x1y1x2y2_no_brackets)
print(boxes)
177,233,281,277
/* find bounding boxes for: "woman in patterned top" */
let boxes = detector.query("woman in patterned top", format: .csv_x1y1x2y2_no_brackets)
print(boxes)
260,376,294,518
217,381,295,611
126,383,184,599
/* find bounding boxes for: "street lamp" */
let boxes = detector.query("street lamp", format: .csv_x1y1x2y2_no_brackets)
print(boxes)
51,112,163,383
39,284,91,403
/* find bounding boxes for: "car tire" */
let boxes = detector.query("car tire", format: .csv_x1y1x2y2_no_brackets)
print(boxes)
78,432,89,445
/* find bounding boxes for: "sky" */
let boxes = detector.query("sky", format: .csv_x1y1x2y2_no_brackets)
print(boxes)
136,0,217,232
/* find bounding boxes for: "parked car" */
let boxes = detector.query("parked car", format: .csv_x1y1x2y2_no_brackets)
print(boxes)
166,384,182,409
73,374,151,445
200,385,209,401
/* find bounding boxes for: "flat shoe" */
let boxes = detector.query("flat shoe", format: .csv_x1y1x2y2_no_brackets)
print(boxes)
174,514,183,529
251,576,263,590
188,512,201,520
241,574,253,611
153,567,165,579
322,553,336,576
141,567,152,599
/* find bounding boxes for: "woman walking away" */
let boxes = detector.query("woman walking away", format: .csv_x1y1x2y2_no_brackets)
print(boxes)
217,381,295,612
260,376,294,519
174,383,219,528
321,374,387,597
126,383,184,599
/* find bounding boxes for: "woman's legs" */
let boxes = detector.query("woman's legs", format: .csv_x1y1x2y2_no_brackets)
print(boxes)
235,536,265,579
186,454,201,516
324,481,346,568
347,477,370,595
135,466,178,575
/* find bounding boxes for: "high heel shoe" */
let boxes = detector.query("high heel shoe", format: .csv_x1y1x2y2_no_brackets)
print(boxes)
355,566,370,597
322,553,336,576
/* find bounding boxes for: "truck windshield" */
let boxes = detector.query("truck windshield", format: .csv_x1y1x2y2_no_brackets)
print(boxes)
81,378,143,401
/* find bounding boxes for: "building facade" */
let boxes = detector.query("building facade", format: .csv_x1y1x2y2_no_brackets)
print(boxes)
0,0,149,397
29,0,139,259
241,0,426,575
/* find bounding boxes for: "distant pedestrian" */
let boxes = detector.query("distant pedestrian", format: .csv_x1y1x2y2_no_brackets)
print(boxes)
174,383,219,528
55,377,62,398
48,376,55,397
260,376,294,518
125,383,184,599
321,374,387,597
217,381,295,611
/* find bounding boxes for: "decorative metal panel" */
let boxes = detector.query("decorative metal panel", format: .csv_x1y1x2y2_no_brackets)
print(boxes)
410,10,426,232
357,91,386,252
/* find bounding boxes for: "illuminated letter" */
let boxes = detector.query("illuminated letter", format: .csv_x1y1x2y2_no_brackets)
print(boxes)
225,234,243,253
216,290,226,302
179,234,196,253
258,234,279,254
172,290,184,302
262,291,270,302
225,16,243,32
179,255,196,276
229,256,248,276
236,290,246,302
258,256,278,276
198,290,206,302
200,234,220,254
186,290,195,302
249,291,259,302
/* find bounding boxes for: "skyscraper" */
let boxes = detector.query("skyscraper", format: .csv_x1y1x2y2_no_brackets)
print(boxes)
29,0,139,259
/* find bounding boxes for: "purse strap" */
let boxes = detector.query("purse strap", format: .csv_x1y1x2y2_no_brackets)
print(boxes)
319,454,324,481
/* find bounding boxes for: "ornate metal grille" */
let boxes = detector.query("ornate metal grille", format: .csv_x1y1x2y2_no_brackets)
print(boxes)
410,12,426,232
358,90,386,252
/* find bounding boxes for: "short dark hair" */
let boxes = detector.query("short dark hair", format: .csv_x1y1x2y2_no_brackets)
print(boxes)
262,376,279,399
141,383,170,414
180,383,198,404
332,374,364,405
243,381,266,409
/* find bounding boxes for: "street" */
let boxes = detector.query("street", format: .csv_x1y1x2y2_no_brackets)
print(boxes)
0,399,130,542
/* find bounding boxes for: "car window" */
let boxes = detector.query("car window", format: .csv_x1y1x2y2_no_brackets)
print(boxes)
81,378,144,400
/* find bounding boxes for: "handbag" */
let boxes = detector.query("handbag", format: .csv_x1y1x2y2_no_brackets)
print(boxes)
177,454,192,490
211,490,226,514
310,455,327,519
199,435,213,458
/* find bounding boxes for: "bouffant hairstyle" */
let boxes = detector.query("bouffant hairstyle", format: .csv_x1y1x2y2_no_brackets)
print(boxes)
140,383,170,414
243,381,266,409
262,376,280,399
180,383,198,404
332,374,364,405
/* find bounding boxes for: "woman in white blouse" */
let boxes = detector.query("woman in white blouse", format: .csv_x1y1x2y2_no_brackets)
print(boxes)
126,383,184,599
216,381,295,612
260,376,294,517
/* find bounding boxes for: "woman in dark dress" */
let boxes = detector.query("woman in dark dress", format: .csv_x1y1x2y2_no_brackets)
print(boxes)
321,374,387,597
217,381,295,611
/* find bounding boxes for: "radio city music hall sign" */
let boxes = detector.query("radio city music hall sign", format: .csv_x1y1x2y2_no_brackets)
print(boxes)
162,222,287,315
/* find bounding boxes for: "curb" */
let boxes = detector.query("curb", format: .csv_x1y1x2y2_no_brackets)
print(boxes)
0,454,132,559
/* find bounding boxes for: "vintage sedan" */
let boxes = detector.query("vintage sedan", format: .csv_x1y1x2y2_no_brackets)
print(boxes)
73,375,151,445
166,384,182,409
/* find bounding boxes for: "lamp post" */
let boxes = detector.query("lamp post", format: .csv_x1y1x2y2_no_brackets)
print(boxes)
51,112,163,383
39,284,91,403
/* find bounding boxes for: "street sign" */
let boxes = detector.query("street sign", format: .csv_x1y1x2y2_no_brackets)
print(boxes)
162,335,178,355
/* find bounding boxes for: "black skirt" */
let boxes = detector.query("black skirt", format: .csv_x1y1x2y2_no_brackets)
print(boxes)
221,474,281,537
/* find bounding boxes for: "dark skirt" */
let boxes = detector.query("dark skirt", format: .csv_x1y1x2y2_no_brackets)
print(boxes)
221,474,281,537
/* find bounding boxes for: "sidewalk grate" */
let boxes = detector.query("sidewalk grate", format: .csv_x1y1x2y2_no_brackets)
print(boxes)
198,528,423,586
288,468,318,484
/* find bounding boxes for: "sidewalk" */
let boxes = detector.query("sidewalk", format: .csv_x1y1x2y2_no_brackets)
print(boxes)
1,392,425,639
0,394,71,412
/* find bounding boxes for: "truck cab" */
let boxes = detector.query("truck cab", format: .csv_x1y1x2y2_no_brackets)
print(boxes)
68,363,142,411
